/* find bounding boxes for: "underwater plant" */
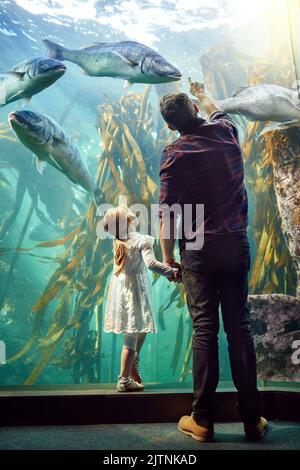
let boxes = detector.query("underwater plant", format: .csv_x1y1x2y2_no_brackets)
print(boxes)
1,86,185,385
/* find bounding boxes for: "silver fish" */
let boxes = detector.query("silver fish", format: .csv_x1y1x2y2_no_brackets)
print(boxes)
43,39,181,87
8,110,103,205
217,84,300,133
0,57,66,107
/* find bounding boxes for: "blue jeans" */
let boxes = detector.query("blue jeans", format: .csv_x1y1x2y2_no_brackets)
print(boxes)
181,232,261,426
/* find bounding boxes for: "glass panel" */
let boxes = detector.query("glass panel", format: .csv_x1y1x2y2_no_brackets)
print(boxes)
0,0,299,390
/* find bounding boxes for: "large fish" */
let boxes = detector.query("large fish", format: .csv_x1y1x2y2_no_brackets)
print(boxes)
43,39,181,87
0,57,66,107
217,84,300,133
8,110,103,205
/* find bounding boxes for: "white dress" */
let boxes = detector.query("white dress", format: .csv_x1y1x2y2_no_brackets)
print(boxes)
104,232,176,334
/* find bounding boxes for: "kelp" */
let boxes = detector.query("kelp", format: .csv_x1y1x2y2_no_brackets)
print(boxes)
170,314,184,374
0,123,17,143
262,128,300,296
4,86,182,385
24,287,72,385
2,41,297,387
175,43,299,384
200,44,296,296
0,186,38,313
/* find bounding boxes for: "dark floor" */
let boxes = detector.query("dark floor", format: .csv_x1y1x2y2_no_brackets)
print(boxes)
0,421,299,450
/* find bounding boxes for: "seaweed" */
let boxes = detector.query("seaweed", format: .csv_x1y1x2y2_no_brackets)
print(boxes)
2,40,298,386
3,86,181,385
175,44,299,383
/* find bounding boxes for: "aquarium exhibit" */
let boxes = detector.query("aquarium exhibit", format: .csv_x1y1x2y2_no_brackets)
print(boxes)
0,0,299,401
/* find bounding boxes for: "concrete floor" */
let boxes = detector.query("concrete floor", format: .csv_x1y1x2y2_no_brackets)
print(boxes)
0,421,299,450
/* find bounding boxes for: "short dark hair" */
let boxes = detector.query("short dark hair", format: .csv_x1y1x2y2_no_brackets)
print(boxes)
160,93,198,132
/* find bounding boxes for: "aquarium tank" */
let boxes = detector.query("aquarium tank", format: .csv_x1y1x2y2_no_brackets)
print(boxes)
0,0,299,389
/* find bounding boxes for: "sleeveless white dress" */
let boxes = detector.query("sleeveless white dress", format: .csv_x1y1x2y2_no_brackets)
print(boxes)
104,231,175,334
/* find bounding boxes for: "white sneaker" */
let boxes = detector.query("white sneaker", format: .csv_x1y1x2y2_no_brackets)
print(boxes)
117,375,144,392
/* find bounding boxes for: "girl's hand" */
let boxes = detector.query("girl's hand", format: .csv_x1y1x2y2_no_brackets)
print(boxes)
173,269,182,283
168,267,182,283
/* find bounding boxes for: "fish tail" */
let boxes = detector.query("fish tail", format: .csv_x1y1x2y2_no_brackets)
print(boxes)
43,39,67,61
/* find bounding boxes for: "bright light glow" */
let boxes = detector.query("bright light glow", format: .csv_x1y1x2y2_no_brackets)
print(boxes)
13,0,282,45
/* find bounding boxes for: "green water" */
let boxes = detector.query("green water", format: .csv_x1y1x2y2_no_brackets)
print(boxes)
0,0,299,389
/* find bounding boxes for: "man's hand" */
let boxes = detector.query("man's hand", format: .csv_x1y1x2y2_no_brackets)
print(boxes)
166,259,181,270
188,78,220,117
189,79,206,100
166,260,182,283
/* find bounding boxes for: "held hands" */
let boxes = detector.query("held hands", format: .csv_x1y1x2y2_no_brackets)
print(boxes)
166,260,182,283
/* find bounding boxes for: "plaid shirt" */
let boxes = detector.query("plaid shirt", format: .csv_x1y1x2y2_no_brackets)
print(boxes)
159,112,248,248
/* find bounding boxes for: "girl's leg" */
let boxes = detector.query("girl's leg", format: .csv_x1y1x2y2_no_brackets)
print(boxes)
131,333,146,383
120,332,138,378
136,333,146,354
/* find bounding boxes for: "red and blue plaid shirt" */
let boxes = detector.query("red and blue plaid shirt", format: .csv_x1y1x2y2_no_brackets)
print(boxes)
159,112,248,248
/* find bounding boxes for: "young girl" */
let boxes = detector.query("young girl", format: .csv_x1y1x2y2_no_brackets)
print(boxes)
103,206,178,392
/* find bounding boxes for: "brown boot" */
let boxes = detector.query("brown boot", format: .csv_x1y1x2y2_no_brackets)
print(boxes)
178,414,214,442
244,417,268,441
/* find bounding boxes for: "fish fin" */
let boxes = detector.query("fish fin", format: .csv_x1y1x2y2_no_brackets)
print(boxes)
0,81,6,105
23,96,31,105
6,71,26,80
260,120,300,135
36,157,46,175
243,114,257,122
43,39,66,61
232,86,249,97
281,119,300,127
124,80,134,89
8,90,25,103
80,42,106,49
48,154,64,172
111,50,139,67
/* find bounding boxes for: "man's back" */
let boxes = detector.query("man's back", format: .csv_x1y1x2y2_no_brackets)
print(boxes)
159,112,248,248
158,86,263,439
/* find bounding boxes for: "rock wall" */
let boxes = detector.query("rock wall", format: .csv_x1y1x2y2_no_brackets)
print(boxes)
249,294,300,382
264,128,300,298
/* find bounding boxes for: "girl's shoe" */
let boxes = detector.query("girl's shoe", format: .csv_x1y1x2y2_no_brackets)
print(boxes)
131,353,142,384
117,375,144,392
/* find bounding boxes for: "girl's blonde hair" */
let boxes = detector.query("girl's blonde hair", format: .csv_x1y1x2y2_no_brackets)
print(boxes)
103,206,137,276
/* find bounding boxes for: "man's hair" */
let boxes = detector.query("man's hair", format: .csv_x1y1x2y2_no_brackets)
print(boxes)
160,93,198,132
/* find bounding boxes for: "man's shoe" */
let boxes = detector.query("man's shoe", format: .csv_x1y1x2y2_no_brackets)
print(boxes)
117,375,144,392
244,417,268,441
178,414,214,442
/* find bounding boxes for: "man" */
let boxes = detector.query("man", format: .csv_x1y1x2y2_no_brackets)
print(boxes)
158,81,267,442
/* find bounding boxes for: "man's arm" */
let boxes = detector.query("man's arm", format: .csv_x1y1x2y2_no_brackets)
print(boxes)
189,79,221,117
159,151,182,278
159,216,176,264
190,79,239,139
